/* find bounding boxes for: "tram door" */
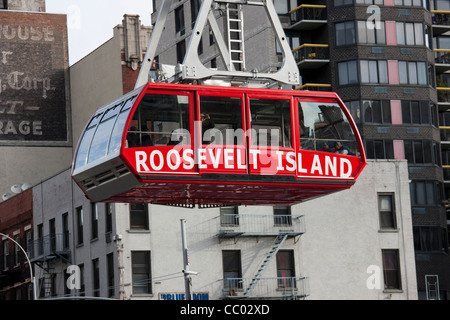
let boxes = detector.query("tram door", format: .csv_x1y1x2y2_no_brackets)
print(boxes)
196,91,247,175
247,94,296,176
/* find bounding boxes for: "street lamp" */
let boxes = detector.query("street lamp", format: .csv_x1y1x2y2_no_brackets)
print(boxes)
0,232,37,300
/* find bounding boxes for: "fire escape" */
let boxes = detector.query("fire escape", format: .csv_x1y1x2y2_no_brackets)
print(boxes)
218,212,308,300
28,234,71,298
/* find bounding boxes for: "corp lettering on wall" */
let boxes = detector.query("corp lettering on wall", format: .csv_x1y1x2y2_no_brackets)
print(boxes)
0,12,70,145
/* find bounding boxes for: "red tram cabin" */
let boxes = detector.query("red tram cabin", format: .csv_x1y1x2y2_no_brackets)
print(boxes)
71,83,366,207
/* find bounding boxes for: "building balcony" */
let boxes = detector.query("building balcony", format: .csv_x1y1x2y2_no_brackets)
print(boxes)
288,5,327,30
434,49,450,73
292,44,329,69
28,234,71,263
437,87,450,108
222,277,309,300
296,83,332,91
432,10,450,36
218,214,305,239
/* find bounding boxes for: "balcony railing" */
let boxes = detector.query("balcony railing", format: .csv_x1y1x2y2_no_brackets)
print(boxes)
292,44,329,69
432,10,450,25
222,277,309,300
289,5,327,30
218,214,305,238
28,233,71,262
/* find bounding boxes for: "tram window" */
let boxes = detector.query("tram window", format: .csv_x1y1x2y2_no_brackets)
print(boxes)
199,96,243,145
127,93,190,148
88,103,124,164
108,97,137,155
298,101,359,156
249,99,291,148
74,113,103,168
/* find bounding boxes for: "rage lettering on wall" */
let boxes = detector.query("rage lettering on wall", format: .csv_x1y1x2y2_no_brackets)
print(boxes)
0,12,69,145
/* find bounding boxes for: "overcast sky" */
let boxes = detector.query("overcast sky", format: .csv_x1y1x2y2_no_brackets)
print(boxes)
46,0,153,65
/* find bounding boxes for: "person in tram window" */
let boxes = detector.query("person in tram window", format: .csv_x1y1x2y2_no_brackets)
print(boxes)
322,142,335,153
127,126,139,148
334,141,355,156
140,122,154,147
201,113,215,144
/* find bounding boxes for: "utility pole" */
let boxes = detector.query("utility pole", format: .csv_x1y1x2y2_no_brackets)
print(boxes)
180,219,194,300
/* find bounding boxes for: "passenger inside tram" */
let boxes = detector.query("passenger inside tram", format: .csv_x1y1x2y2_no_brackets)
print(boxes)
298,101,360,156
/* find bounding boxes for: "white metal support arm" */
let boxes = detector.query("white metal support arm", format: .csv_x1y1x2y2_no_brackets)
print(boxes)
135,0,300,88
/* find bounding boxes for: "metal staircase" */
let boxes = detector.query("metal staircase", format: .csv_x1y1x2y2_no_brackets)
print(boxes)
243,233,288,297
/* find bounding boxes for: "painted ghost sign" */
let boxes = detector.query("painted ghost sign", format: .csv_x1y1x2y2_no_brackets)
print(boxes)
0,12,70,145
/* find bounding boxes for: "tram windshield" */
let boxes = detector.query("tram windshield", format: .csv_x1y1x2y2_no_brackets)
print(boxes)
126,93,191,147
298,101,360,156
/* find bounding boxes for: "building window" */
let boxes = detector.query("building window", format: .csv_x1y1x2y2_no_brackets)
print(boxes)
274,0,289,14
191,0,201,23
335,21,356,46
401,101,434,125
410,180,442,206
365,140,394,160
404,140,439,165
338,60,358,85
222,250,242,289
91,203,98,240
2,239,8,270
394,0,425,7
176,40,186,63
175,5,185,34
107,253,115,297
398,61,427,85
396,22,425,46
357,21,386,44
360,60,388,84
37,223,43,255
93,258,100,297
335,0,384,5
362,100,391,124
76,206,84,245
131,251,152,294
209,28,215,46
382,249,401,290
220,206,239,226
413,226,444,252
62,213,70,249
79,264,85,296
105,203,113,234
49,218,56,252
129,203,149,230
24,229,32,255
273,206,292,226
14,234,20,265
0,0,7,10
378,194,397,229
276,250,296,289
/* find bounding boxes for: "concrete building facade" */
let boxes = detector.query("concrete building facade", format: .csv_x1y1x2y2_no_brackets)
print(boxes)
148,0,448,300
28,159,417,300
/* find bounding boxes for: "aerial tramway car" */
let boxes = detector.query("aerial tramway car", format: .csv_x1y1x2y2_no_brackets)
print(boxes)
71,82,366,207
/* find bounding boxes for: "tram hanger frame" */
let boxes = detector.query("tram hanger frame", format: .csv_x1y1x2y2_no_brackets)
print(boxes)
135,0,301,88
